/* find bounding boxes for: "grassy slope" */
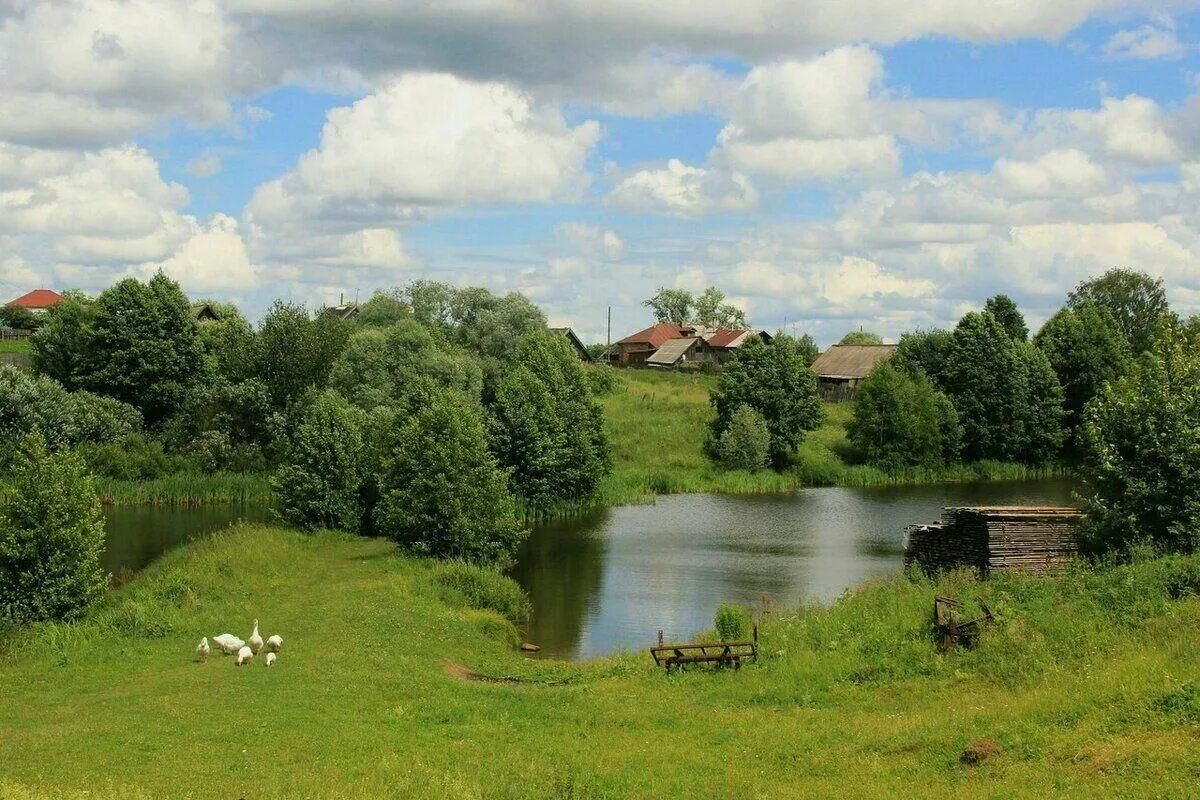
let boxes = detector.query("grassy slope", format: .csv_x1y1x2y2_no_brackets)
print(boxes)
595,369,1063,508
3,525,1200,798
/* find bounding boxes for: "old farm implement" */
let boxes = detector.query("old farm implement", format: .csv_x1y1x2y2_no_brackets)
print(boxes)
933,595,994,649
650,627,758,672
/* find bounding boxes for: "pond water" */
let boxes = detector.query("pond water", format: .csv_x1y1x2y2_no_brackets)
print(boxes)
509,479,1077,660
101,505,275,575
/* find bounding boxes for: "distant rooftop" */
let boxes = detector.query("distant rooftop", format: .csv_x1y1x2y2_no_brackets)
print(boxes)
810,344,898,379
6,289,62,309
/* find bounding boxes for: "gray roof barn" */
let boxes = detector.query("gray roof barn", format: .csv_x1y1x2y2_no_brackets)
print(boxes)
646,336,702,367
810,344,898,379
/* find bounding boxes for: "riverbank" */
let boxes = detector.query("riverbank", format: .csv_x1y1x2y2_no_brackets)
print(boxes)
2,523,1199,798
592,369,1068,511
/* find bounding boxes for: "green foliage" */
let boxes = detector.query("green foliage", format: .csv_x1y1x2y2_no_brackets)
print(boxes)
0,437,107,624
273,390,366,532
1034,301,1131,452
1080,334,1200,555
984,294,1029,341
76,274,205,426
0,305,40,331
373,390,525,564
355,289,413,329
848,363,960,471
76,435,180,480
694,286,747,328
643,286,694,324
1068,268,1172,355
29,291,97,389
838,330,883,345
257,301,351,410
891,329,953,378
0,366,141,459
584,364,620,396
713,602,751,641
197,307,257,384
793,333,820,366
717,404,771,471
432,561,532,625
487,332,610,510
710,335,825,467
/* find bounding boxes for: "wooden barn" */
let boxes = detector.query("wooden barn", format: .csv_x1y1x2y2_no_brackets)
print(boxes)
904,506,1083,577
810,344,898,401
616,323,770,368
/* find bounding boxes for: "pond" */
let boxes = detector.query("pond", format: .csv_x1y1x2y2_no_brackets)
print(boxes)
101,504,275,576
509,479,1077,660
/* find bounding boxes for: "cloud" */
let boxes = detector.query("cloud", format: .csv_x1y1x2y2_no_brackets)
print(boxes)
139,213,260,293
186,152,222,178
556,223,626,260
1104,22,1186,60
609,159,758,216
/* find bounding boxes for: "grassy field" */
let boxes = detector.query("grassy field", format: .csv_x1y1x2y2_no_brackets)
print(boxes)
593,369,1065,510
2,523,1200,798
0,338,30,355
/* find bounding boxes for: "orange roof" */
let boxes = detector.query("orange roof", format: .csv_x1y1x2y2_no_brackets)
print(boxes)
6,289,62,309
617,323,691,347
706,327,750,348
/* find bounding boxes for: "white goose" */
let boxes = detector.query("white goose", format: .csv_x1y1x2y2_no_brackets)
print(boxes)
265,652,277,667
196,637,210,662
213,633,245,655
248,620,264,655
235,645,254,667
265,635,283,654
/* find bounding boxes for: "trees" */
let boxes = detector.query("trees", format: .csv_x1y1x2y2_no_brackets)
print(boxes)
694,287,747,329
643,287,693,325
0,437,107,624
847,363,960,471
793,333,820,366
257,301,351,411
0,366,140,459
1079,336,1200,555
273,391,367,532
487,332,610,508
373,390,525,564
839,330,883,345
30,291,96,390
984,294,1028,341
77,274,205,425
1034,301,1131,451
716,405,771,471
710,335,824,467
0,305,39,331
1068,268,1172,355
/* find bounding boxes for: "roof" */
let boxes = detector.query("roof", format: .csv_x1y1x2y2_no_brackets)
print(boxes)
191,302,219,322
646,337,700,366
704,328,769,348
322,304,360,321
617,323,691,348
6,289,62,309
810,344,898,379
549,327,591,361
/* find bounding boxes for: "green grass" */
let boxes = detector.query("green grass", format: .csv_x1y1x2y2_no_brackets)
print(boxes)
0,338,31,355
589,369,1067,511
95,472,274,507
3,524,1200,798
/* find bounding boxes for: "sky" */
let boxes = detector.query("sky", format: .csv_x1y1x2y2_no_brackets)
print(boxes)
2,2,1200,345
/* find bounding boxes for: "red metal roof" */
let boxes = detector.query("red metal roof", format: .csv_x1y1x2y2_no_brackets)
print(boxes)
705,327,748,348
617,323,691,347
6,289,62,309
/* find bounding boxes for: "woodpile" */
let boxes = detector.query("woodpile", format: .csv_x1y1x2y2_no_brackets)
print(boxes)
904,506,1083,577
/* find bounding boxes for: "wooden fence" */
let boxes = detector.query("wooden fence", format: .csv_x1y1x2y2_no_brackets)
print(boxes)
0,326,32,341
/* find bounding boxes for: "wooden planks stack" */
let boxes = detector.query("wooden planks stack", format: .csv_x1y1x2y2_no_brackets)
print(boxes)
904,506,1083,577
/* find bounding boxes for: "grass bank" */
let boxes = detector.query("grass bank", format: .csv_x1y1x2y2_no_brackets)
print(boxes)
95,472,274,507
2,524,1200,797
592,369,1068,510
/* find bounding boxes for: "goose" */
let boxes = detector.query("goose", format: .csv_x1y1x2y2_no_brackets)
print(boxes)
248,620,264,655
235,645,254,667
265,634,283,653
196,637,210,662
213,633,244,655
265,652,277,668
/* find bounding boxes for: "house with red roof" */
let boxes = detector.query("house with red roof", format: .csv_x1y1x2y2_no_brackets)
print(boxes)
616,322,770,367
6,289,62,315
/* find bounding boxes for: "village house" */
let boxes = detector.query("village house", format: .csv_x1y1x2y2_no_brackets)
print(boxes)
191,303,220,324
615,323,771,368
5,289,62,315
810,344,898,401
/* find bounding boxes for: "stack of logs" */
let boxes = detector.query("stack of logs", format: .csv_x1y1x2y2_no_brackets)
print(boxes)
905,506,1083,577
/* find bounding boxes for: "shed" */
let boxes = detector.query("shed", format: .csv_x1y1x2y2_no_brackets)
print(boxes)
905,506,1083,577
810,344,898,401
646,336,705,367
615,323,692,366
549,327,591,361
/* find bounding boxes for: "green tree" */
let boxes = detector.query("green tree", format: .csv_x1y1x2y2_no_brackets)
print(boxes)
0,366,140,459
892,329,954,382
716,405,771,471
356,289,413,329
1034,301,1131,452
694,287,748,328
793,333,820,366
273,391,366,532
0,436,108,624
1080,335,1200,555
643,287,693,325
30,291,96,390
198,305,257,384
487,332,610,508
1068,268,1172,355
847,363,960,471
77,273,205,425
710,335,825,467
257,301,351,410
839,330,884,346
1,305,40,331
984,294,1028,341
404,280,455,334
373,390,525,564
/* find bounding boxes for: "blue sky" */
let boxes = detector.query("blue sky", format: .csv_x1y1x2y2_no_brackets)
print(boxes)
2,2,1200,344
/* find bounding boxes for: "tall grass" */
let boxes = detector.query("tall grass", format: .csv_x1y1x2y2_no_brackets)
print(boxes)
95,472,273,507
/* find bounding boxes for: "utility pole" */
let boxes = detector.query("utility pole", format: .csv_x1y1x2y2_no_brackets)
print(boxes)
606,306,612,364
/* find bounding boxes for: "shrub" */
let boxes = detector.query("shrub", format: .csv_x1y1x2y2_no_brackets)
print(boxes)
77,434,176,480
848,364,960,471
717,405,771,471
714,602,751,641
433,561,532,625
191,430,233,474
0,437,108,624
1,305,40,331
273,391,366,532
373,390,526,564
30,290,96,389
839,330,883,345
584,364,620,396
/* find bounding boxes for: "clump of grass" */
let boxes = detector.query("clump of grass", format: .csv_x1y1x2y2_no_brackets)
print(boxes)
95,472,273,507
432,560,532,626
714,602,751,641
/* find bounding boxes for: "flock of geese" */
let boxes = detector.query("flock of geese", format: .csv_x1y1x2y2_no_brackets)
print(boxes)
195,619,283,667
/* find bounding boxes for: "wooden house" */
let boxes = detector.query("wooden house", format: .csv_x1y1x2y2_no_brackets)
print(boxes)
810,344,898,401
616,323,770,367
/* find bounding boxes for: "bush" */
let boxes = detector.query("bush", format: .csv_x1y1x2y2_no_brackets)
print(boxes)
714,602,751,641
76,434,177,480
1,305,40,331
433,561,532,625
717,405,771,471
373,390,525,564
848,364,960,471
273,391,366,532
584,364,620,396
0,437,108,624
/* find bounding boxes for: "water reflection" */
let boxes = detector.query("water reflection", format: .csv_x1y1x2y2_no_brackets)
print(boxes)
515,480,1076,660
102,505,274,575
